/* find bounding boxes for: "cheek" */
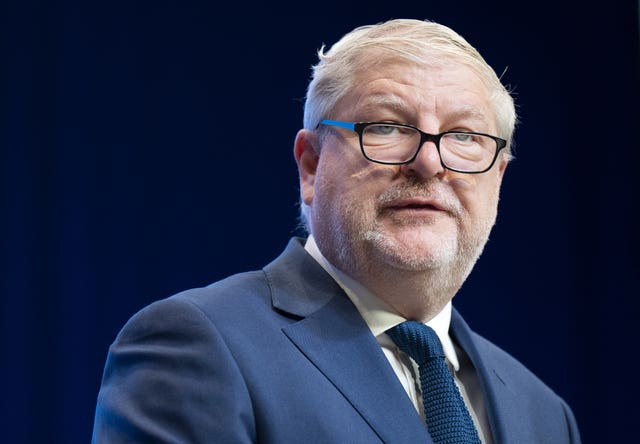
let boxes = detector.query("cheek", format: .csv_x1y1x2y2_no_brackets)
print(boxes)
446,171,477,189
314,157,348,203
317,153,394,200
448,173,501,220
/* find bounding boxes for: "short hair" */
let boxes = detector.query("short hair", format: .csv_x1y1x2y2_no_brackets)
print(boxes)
299,19,517,232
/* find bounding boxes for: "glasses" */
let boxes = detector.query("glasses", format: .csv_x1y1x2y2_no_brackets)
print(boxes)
318,119,508,174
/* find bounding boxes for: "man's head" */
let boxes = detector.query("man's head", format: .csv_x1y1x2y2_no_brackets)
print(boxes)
294,19,516,320
304,20,516,141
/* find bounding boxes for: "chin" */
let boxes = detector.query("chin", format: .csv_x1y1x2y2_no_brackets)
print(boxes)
363,229,458,271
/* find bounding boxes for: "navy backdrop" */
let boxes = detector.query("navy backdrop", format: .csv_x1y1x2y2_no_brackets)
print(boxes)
2,1,639,442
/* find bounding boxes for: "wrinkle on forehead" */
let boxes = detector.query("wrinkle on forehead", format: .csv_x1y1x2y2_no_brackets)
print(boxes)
354,92,494,133
333,62,497,134
355,92,416,121
359,93,411,112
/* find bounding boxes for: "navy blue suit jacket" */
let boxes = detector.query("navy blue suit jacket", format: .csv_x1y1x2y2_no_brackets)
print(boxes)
92,237,581,443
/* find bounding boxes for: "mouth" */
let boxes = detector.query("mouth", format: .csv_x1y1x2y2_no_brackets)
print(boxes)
384,198,448,214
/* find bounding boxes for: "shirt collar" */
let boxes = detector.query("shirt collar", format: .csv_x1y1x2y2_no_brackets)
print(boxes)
304,235,460,371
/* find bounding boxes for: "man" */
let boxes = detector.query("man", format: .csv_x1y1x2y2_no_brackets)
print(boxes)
93,19,581,443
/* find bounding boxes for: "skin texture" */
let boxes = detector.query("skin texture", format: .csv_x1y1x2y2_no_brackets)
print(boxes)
294,60,508,322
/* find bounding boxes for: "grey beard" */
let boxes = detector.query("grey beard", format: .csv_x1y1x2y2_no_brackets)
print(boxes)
311,176,498,309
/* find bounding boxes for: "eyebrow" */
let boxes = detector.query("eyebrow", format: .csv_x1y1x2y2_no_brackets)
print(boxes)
356,95,492,128
358,94,413,118
446,105,490,125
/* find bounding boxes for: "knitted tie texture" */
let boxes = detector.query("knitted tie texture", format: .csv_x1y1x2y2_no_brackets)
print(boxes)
387,321,481,444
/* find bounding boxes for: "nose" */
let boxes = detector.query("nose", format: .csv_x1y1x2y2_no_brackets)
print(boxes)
399,140,446,179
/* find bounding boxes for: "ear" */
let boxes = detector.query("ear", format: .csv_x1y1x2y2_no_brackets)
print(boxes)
293,129,320,206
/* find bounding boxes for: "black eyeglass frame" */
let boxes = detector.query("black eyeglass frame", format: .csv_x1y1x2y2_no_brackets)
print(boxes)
318,119,508,174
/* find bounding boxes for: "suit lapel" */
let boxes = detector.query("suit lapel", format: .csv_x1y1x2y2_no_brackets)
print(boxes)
264,238,431,443
283,293,430,442
451,309,520,444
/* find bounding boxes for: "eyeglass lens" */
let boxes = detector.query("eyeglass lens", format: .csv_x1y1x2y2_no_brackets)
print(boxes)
362,123,497,172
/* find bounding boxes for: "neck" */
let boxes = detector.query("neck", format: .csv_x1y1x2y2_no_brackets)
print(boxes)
353,265,463,322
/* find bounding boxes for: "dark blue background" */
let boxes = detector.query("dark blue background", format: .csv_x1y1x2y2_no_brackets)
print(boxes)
2,1,638,442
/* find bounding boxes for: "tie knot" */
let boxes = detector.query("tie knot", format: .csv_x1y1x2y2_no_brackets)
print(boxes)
387,320,445,365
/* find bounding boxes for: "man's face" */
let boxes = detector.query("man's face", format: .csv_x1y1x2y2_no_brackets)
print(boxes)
295,59,508,294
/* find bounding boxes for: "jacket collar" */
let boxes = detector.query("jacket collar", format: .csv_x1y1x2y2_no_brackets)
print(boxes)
263,237,432,442
265,237,340,318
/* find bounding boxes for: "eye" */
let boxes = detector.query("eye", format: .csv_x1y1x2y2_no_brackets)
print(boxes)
368,124,400,136
450,132,474,143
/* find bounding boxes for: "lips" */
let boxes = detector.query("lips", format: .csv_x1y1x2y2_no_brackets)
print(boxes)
376,182,461,218
386,198,446,213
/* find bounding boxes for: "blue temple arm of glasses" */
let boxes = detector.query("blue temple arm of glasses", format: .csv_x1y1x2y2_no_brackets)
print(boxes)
320,119,355,130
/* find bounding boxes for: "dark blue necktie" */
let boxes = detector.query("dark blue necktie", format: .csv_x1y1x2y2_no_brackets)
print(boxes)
387,321,481,444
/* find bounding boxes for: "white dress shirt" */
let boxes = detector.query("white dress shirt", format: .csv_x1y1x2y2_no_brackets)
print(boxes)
304,235,493,443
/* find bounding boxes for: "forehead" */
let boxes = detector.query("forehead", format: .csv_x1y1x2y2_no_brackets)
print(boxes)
335,58,495,127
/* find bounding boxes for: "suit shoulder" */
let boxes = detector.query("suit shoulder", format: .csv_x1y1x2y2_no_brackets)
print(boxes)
172,269,273,315
180,269,271,307
118,270,271,336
